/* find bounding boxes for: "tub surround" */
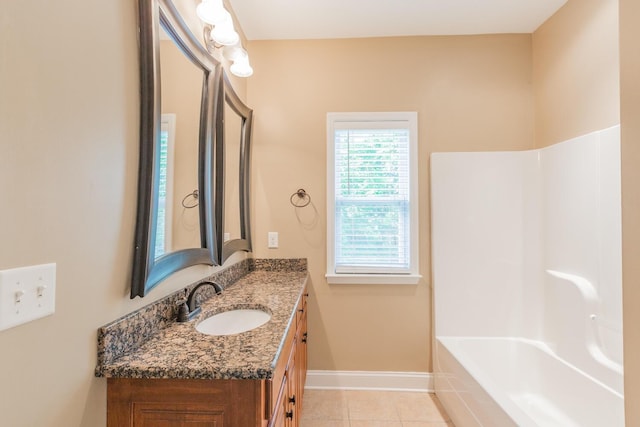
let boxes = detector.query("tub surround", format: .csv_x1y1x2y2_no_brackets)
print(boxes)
95,258,307,380
431,126,623,426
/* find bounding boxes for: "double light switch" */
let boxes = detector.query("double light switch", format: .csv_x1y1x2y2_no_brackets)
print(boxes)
0,263,56,332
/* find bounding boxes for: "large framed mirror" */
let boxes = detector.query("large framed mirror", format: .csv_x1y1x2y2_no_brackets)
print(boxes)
131,0,223,298
220,73,253,263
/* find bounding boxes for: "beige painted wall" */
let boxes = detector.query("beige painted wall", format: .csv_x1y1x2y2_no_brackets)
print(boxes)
532,0,619,147
246,35,534,372
0,1,139,425
620,0,640,424
0,0,246,426
532,0,640,423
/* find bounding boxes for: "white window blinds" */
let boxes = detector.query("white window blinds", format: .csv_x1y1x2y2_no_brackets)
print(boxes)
329,115,416,275
155,114,176,259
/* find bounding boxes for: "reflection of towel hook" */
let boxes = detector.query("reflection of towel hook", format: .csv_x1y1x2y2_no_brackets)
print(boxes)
182,189,199,209
290,188,311,208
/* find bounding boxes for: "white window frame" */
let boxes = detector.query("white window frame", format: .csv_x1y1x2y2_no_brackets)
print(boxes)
155,113,176,259
326,112,421,285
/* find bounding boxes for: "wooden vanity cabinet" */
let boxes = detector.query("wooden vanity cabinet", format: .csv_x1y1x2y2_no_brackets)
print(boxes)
267,289,308,427
107,377,264,426
296,291,308,406
107,288,308,427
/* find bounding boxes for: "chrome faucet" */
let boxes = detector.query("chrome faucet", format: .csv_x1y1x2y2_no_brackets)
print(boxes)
177,281,223,322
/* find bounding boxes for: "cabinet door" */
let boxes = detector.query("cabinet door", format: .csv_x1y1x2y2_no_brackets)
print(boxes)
269,380,287,427
107,378,262,427
295,290,308,416
296,309,308,411
269,383,287,427
286,344,297,426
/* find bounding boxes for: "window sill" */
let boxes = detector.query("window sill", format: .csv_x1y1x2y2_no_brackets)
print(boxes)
325,273,422,285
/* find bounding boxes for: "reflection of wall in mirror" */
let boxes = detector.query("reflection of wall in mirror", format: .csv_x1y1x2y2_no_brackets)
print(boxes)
159,38,204,253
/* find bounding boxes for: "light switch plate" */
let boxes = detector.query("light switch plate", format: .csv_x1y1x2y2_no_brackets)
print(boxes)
268,232,279,249
0,263,56,331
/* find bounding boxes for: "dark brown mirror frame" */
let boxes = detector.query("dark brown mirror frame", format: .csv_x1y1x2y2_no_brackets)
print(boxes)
131,0,223,298
220,72,253,263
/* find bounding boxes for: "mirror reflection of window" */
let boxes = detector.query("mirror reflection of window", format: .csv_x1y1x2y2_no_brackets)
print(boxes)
155,113,176,259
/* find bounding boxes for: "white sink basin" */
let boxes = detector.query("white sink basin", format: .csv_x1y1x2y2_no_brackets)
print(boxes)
196,309,271,336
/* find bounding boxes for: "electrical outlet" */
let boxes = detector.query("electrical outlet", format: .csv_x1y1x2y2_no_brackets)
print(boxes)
0,263,56,331
268,232,279,249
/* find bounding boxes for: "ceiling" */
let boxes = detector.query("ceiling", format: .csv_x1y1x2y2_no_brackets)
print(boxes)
228,0,568,41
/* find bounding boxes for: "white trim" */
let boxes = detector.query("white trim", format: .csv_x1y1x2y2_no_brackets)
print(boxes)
325,273,422,285
304,370,433,392
326,111,420,283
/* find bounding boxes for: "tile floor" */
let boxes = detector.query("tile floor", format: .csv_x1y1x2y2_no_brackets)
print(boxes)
299,389,454,427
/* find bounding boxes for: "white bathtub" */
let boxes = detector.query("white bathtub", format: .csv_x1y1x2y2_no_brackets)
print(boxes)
435,337,624,427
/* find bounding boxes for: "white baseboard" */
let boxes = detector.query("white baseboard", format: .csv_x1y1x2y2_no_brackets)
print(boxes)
304,370,433,392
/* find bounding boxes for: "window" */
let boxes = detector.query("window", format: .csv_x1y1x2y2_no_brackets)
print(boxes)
326,112,420,284
155,113,176,259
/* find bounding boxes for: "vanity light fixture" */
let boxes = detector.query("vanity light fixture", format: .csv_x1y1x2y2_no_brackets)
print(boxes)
197,0,253,77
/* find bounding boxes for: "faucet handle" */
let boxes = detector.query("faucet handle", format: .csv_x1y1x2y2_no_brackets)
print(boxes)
176,290,190,323
176,301,189,322
175,289,189,307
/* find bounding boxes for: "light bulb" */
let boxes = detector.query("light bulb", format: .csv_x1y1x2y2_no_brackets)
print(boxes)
210,16,239,46
196,0,229,26
223,44,248,62
230,55,253,78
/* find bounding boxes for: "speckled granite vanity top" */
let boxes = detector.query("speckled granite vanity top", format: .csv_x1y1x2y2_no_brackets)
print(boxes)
95,259,307,380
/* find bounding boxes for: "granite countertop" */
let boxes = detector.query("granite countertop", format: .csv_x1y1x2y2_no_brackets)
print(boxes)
96,269,308,380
